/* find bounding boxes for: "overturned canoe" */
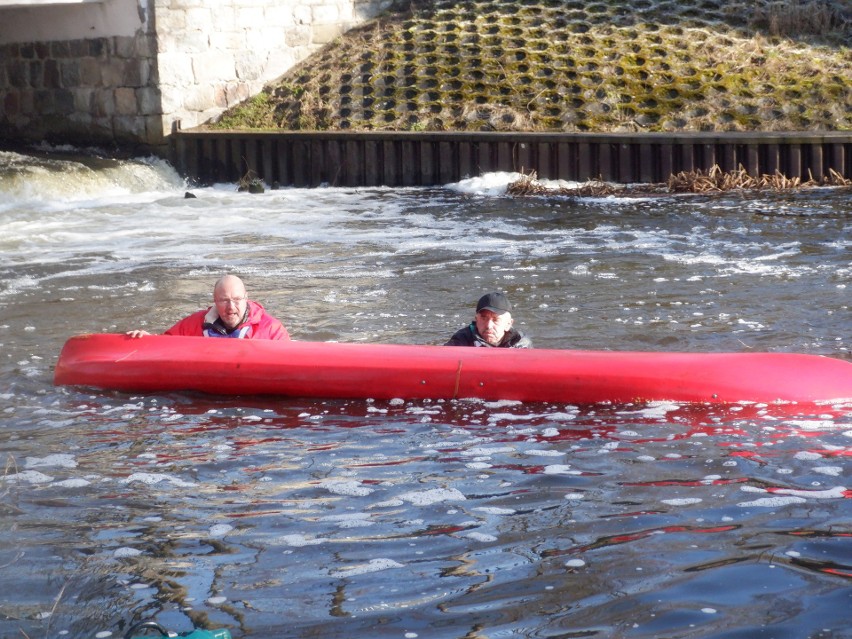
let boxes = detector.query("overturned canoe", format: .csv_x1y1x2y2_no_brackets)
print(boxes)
53,334,852,405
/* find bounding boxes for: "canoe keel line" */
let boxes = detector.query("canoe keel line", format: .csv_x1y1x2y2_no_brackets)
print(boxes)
54,334,852,406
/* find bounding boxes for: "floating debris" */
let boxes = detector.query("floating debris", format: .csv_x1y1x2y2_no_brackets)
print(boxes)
507,166,852,197
507,172,622,197
667,165,851,193
237,169,265,194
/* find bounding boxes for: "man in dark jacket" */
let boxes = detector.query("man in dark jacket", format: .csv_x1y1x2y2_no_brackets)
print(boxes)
445,292,531,348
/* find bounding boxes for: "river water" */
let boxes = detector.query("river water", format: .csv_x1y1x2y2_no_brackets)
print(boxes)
1,147,850,639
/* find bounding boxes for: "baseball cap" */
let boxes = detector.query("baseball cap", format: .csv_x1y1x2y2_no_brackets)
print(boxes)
476,292,512,314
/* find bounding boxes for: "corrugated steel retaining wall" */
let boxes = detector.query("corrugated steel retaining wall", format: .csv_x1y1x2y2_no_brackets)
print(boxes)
170,129,852,187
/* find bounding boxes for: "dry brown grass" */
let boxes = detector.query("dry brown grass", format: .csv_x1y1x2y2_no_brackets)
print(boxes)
750,0,851,38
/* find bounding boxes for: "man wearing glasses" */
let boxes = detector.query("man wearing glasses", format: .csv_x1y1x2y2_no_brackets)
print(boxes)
127,274,289,340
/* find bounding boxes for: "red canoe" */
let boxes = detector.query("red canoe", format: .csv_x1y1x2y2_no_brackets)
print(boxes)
53,333,852,405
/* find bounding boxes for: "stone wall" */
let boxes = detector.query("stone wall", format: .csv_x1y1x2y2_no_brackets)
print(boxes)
0,0,396,151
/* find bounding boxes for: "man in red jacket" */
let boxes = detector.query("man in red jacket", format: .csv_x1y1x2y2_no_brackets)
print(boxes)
127,274,289,340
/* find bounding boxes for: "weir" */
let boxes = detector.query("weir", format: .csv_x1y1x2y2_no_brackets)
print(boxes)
170,129,852,187
2,0,850,187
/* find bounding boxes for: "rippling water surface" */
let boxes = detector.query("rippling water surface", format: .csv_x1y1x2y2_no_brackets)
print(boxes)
1,148,850,639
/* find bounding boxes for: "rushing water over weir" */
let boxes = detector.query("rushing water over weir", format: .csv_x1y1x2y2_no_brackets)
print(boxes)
0,148,850,639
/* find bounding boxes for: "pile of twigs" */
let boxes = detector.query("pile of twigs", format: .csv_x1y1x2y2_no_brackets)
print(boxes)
667,164,851,192
507,171,622,197
508,166,851,197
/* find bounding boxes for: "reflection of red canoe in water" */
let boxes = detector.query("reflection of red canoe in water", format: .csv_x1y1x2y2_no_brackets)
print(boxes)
54,334,852,406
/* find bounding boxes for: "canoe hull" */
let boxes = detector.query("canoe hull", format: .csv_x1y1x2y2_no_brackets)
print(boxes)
53,334,852,405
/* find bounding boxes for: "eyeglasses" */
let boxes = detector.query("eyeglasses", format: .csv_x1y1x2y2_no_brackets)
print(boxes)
215,296,247,306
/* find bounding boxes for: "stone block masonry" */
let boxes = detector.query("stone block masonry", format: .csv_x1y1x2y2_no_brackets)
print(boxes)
0,0,398,151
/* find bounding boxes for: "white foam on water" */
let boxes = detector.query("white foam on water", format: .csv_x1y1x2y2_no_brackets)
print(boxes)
25,453,77,468
321,479,375,496
794,451,824,461
446,172,522,196
661,498,703,506
0,151,184,204
482,399,524,409
384,487,466,507
812,466,843,477
788,419,840,431
276,534,328,547
54,478,91,488
6,470,53,484
737,496,808,507
525,449,565,457
542,465,575,475
330,558,404,577
770,486,847,499
208,524,234,537
472,506,516,515
485,409,535,424
466,531,498,542
319,513,373,526
462,446,515,457
617,402,681,419
119,473,197,488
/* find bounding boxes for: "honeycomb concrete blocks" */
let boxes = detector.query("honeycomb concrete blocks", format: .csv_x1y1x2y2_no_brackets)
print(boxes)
218,0,851,134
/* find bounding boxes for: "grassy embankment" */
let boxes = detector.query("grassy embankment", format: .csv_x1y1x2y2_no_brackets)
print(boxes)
213,0,851,191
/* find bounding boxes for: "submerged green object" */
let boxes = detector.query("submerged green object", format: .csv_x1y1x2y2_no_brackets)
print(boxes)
125,621,231,639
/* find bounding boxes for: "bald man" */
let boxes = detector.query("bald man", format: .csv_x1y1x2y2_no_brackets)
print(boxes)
127,274,289,340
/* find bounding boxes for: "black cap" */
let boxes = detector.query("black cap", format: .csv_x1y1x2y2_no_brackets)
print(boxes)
476,292,512,315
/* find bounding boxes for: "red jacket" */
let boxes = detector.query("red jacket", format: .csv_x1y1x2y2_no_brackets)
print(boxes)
164,301,290,340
